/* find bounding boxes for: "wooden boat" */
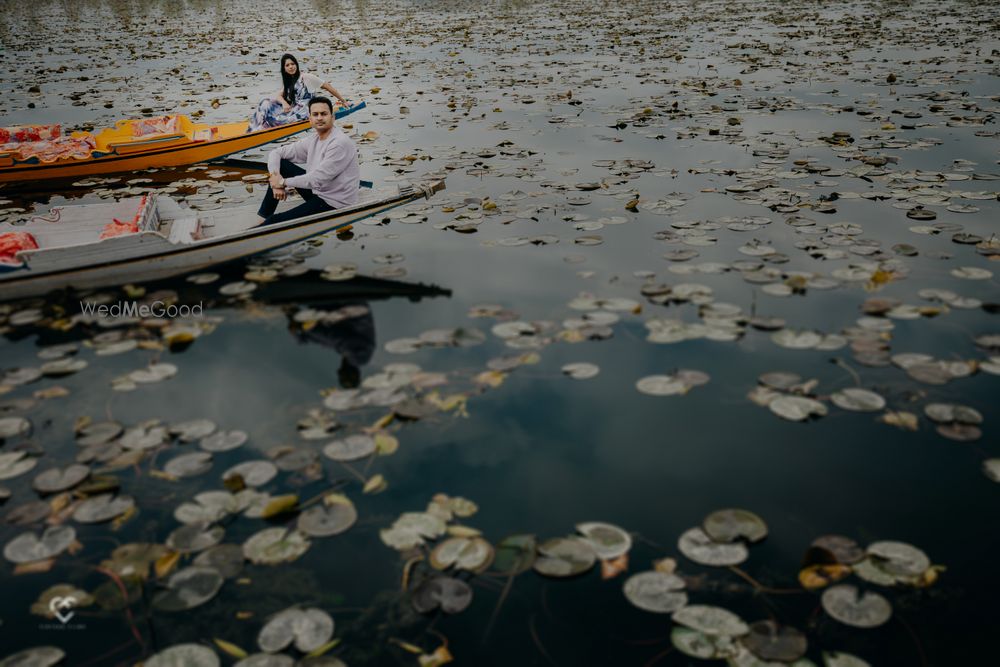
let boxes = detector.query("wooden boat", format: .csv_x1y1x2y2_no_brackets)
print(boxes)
0,179,444,300
0,102,365,184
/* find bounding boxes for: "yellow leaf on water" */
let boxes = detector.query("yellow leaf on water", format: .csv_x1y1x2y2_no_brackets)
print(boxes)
363,474,387,494
155,551,181,579
914,564,946,588
362,130,379,140
369,412,395,431
213,638,248,659
601,553,629,580
446,524,482,538
474,370,506,387
34,386,69,400
375,433,399,455
306,638,342,658
389,638,425,655
370,86,381,94
653,557,677,574
798,564,851,590
323,493,353,507
879,410,919,431
73,416,92,433
15,558,56,575
260,494,299,519
418,645,454,667
149,470,179,482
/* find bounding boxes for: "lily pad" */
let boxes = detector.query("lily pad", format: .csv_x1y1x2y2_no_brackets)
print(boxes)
164,452,213,478
533,536,596,577
576,521,632,559
32,464,89,493
0,452,37,480
411,576,473,614
223,460,278,487
821,585,892,628
741,620,808,662
866,540,930,577
672,604,750,637
193,544,245,579
769,396,827,421
153,565,224,611
493,534,537,575
0,647,65,667
322,434,376,462
429,536,494,572
0,416,31,440
297,502,358,537
243,527,311,565
145,644,220,667
167,523,225,553
4,525,76,563
200,430,248,452
678,527,748,566
623,571,687,613
258,606,334,653
671,627,737,660
73,493,135,524
830,388,886,412
702,509,768,543
170,418,217,442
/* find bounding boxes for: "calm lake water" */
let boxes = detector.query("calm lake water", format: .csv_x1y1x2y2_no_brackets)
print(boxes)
1,0,999,665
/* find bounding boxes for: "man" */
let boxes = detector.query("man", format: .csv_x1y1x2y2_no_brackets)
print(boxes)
257,96,360,225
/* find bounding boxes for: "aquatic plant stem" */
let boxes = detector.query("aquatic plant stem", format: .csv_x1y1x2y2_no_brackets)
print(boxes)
643,645,675,667
897,614,930,667
528,612,557,665
482,570,517,644
727,566,804,595
94,566,146,650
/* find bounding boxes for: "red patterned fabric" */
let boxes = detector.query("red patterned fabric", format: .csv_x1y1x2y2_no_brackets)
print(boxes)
1,135,97,163
131,116,179,137
0,232,38,266
0,124,61,143
100,195,148,239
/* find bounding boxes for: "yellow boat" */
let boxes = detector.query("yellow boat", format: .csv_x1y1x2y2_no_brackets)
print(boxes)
0,101,365,185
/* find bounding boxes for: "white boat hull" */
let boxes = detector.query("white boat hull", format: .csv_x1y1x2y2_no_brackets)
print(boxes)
0,184,442,300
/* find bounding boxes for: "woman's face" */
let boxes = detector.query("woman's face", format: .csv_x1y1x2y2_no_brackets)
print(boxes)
283,59,298,76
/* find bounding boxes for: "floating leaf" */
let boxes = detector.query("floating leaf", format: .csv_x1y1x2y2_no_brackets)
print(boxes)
32,464,89,493
258,607,334,653
243,527,311,565
576,522,632,559
821,585,892,628
4,525,76,564
145,643,220,667
672,604,750,637
411,576,473,614
702,509,767,543
678,527,748,566
623,571,687,613
830,388,886,412
0,648,66,667
260,494,299,519
533,536,596,577
741,620,807,662
297,502,357,537
153,566,224,611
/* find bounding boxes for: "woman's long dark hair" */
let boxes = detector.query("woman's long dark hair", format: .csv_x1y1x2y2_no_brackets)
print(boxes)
280,53,301,106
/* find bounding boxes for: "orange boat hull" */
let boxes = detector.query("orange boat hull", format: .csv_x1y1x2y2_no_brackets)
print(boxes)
0,120,310,184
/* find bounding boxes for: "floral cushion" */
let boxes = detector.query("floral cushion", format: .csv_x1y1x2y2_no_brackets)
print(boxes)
0,135,97,163
0,124,61,144
0,232,39,266
131,116,180,137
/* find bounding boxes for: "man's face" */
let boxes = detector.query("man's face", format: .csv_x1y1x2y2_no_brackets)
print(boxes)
309,104,332,133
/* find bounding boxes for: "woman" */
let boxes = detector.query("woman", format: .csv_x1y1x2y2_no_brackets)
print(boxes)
248,54,348,131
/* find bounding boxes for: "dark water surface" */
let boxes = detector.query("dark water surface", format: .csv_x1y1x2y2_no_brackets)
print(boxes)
1,0,999,665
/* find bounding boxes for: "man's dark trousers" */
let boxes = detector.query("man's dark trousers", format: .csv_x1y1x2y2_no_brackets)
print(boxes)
257,159,334,225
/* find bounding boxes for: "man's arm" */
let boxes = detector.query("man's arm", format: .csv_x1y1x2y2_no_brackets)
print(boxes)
266,139,309,176
283,140,352,191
